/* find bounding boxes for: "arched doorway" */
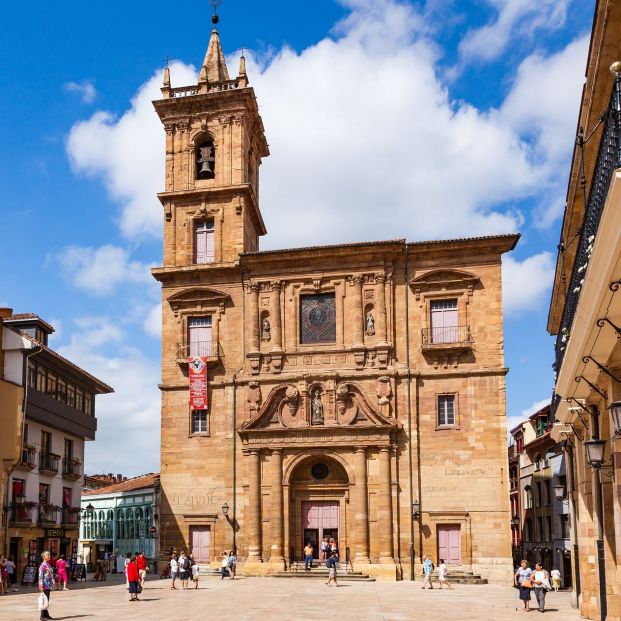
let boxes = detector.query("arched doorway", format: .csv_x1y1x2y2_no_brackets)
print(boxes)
287,454,350,562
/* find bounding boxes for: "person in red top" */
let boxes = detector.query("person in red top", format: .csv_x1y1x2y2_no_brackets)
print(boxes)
126,557,140,602
136,552,147,589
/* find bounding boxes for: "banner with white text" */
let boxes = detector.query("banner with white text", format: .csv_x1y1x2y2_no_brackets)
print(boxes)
188,356,208,410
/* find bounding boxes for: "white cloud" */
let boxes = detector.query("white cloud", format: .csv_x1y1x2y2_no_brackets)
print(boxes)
507,397,551,433
500,34,589,226
58,319,160,476
65,1,584,291
143,303,161,338
63,80,97,104
56,244,154,296
47,318,63,344
66,62,196,239
502,251,555,315
459,0,570,62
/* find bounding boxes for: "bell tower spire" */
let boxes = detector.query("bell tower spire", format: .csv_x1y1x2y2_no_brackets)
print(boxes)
153,4,269,267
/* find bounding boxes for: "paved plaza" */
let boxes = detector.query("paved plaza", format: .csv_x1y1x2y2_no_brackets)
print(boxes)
0,574,578,620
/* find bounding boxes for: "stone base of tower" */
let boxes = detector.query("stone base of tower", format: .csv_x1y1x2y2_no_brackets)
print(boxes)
240,560,272,576
469,557,514,584
355,561,402,581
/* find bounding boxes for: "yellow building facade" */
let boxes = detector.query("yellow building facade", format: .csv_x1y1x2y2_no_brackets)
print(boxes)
154,22,515,581
548,2,621,620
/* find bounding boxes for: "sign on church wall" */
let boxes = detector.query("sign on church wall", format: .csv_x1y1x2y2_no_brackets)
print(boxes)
188,356,208,409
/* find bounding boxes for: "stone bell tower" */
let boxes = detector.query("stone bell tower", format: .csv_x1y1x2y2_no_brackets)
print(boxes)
153,18,269,266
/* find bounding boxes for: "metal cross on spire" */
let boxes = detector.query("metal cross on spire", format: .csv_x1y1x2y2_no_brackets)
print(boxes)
209,0,222,24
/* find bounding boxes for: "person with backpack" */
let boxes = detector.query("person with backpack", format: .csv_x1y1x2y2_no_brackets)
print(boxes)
422,555,434,590
320,537,329,561
325,552,338,587
178,552,190,589
220,552,230,579
228,550,237,579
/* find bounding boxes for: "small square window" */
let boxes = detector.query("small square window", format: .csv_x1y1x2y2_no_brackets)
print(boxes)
437,394,456,427
191,410,209,435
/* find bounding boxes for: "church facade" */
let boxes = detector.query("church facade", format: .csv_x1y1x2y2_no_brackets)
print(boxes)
152,25,515,581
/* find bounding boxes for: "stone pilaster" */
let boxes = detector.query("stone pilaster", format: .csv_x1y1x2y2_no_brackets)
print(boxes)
270,281,283,350
246,450,262,561
378,447,394,562
375,274,388,345
269,449,285,564
353,446,370,562
348,275,364,347
247,282,260,353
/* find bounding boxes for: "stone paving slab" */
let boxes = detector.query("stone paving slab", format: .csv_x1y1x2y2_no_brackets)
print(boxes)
0,574,578,620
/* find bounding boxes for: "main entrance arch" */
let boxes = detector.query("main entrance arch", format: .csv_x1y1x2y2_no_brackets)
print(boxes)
287,454,350,561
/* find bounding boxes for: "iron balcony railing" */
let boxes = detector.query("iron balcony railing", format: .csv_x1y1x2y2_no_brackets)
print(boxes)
39,453,60,474
62,459,81,480
10,501,34,524
554,79,621,381
421,325,473,346
176,340,223,359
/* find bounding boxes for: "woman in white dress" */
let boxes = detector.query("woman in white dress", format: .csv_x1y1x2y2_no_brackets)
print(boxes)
438,559,453,590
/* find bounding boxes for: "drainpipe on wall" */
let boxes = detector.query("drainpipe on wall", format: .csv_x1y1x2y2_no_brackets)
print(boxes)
404,242,415,581
3,344,42,557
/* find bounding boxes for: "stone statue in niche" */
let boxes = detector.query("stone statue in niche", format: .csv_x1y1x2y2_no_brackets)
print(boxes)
261,317,271,341
311,389,324,425
366,311,375,336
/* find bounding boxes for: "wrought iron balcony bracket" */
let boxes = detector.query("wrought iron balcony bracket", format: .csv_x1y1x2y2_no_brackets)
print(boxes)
575,374,608,400
610,279,621,292
596,317,621,338
566,397,592,429
582,354,621,383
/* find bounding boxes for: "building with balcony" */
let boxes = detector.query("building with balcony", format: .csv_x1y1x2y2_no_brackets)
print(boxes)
509,406,571,587
547,2,621,619
153,17,517,583
78,473,160,572
1,310,113,582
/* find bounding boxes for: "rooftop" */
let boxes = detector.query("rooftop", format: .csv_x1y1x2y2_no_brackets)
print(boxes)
82,473,159,496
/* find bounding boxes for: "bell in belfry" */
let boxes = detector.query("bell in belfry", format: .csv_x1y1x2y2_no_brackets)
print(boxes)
197,143,215,177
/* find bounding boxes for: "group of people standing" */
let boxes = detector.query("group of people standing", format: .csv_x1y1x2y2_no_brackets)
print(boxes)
303,538,340,586
514,559,561,613
123,551,148,601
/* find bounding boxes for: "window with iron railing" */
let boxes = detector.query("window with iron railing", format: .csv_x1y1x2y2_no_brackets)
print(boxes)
188,316,213,357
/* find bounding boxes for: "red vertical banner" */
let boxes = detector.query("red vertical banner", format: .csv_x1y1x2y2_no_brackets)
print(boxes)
188,356,208,410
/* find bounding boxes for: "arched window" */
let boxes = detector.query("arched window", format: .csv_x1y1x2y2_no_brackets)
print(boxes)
136,507,144,538
524,518,533,542
128,510,135,539
524,485,533,510
196,139,215,180
117,509,125,539
106,510,114,539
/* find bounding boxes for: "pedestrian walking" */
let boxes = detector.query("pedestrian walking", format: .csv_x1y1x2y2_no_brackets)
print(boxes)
325,552,338,587
170,553,178,590
514,559,533,612
126,556,140,602
57,555,69,591
0,555,7,595
304,542,314,571
191,561,200,589
532,562,551,613
178,551,190,588
421,555,434,589
438,559,453,589
550,567,561,592
320,537,329,561
136,551,147,589
220,552,230,579
329,538,338,556
228,551,237,579
38,551,55,620
5,556,17,592
124,553,131,587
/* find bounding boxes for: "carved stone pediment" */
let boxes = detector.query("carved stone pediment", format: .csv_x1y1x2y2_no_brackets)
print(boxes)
410,269,480,289
238,381,400,436
167,287,231,313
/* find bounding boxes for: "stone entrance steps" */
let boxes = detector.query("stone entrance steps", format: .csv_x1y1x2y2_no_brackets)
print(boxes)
274,562,374,582
430,570,487,584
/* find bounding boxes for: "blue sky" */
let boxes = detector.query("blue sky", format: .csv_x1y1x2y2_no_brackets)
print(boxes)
0,0,595,475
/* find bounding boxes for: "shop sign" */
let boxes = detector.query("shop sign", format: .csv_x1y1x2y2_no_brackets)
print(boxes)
188,356,208,409
46,529,65,538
